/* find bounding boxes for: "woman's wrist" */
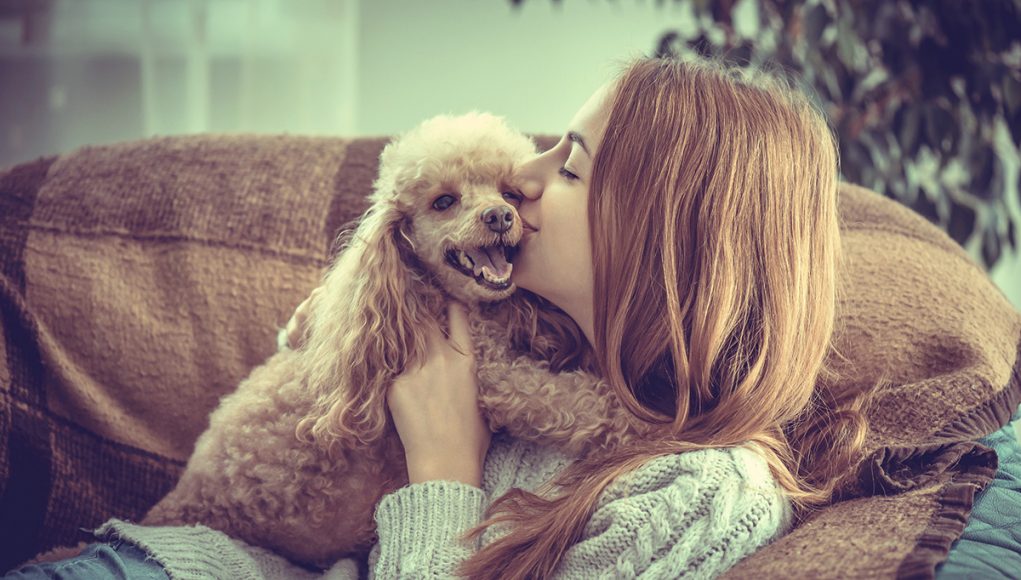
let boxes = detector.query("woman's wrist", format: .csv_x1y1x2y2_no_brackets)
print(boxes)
407,456,484,488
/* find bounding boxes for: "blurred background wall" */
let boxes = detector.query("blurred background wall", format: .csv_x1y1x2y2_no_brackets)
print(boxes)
0,0,696,158
1,0,1019,310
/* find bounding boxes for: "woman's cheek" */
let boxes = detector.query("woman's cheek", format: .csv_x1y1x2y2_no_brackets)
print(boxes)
510,241,532,283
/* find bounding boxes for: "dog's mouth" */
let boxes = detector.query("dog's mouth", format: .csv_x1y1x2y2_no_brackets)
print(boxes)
444,242,519,291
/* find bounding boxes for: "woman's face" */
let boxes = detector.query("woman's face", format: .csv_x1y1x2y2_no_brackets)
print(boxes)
511,82,614,343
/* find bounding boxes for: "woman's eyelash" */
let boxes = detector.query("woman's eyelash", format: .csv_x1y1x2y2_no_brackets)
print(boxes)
559,167,579,181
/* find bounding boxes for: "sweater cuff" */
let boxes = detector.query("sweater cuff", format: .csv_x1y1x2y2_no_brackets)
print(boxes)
372,480,487,572
94,518,265,580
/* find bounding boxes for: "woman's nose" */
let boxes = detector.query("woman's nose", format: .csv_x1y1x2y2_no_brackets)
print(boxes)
518,177,542,201
515,157,544,201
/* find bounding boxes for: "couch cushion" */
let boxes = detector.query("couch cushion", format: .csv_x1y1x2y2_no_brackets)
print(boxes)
0,135,387,569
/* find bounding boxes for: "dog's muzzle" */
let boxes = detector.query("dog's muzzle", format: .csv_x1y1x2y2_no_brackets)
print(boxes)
445,243,518,290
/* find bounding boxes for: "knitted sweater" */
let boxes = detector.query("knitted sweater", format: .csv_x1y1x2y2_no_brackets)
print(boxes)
93,431,792,579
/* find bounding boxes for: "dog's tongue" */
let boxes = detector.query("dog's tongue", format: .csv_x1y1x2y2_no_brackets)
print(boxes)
466,246,511,277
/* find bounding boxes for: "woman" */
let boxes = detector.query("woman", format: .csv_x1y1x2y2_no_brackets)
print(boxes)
6,54,870,579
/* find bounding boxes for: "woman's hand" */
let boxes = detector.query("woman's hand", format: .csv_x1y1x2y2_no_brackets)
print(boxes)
281,287,321,350
387,301,491,488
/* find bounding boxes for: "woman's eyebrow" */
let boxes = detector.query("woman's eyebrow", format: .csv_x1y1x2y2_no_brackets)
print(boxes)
567,131,590,157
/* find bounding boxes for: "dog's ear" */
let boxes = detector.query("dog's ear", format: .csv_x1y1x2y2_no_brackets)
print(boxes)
296,202,433,455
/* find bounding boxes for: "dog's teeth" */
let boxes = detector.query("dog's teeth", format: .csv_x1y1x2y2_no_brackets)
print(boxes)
458,250,474,270
481,265,511,284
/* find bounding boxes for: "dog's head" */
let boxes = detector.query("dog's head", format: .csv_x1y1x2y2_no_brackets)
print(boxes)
371,111,537,304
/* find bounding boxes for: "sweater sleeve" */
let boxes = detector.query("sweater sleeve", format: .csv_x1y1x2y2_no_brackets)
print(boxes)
551,445,792,579
368,479,488,579
366,445,790,580
92,518,341,580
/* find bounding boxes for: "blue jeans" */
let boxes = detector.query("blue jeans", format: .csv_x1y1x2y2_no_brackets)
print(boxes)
3,541,169,579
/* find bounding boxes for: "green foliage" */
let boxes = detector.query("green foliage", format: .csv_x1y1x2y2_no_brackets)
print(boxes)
662,0,1021,270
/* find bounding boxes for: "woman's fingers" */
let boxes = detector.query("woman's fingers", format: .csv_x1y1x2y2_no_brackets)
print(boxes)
385,300,487,486
286,287,322,349
285,303,307,349
446,301,473,357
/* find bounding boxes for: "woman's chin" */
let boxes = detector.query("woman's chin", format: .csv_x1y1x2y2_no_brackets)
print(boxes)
509,269,528,293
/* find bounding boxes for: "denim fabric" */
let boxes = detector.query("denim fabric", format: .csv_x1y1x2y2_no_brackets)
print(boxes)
937,407,1021,579
2,541,169,580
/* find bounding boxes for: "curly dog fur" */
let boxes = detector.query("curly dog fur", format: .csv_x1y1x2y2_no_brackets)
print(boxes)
142,112,654,568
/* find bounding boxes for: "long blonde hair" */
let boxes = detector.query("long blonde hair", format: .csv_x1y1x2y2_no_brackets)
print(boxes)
455,55,874,579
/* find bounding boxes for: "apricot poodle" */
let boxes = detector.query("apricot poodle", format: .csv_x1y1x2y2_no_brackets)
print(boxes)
142,112,654,568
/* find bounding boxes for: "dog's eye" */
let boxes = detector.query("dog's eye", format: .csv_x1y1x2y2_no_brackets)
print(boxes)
432,194,458,211
502,191,523,205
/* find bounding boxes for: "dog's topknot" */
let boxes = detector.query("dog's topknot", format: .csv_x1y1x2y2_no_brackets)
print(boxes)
371,111,537,203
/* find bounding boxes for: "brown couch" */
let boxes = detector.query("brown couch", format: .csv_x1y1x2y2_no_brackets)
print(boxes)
1,134,1019,578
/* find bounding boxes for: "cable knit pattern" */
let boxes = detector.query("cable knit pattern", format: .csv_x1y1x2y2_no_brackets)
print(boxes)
93,432,790,579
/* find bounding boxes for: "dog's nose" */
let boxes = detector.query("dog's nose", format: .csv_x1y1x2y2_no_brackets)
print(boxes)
481,205,514,233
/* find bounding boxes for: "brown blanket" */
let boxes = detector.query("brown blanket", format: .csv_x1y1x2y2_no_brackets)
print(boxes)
1,135,1019,578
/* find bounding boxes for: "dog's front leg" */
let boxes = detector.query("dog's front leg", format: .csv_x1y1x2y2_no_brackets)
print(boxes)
475,354,651,458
